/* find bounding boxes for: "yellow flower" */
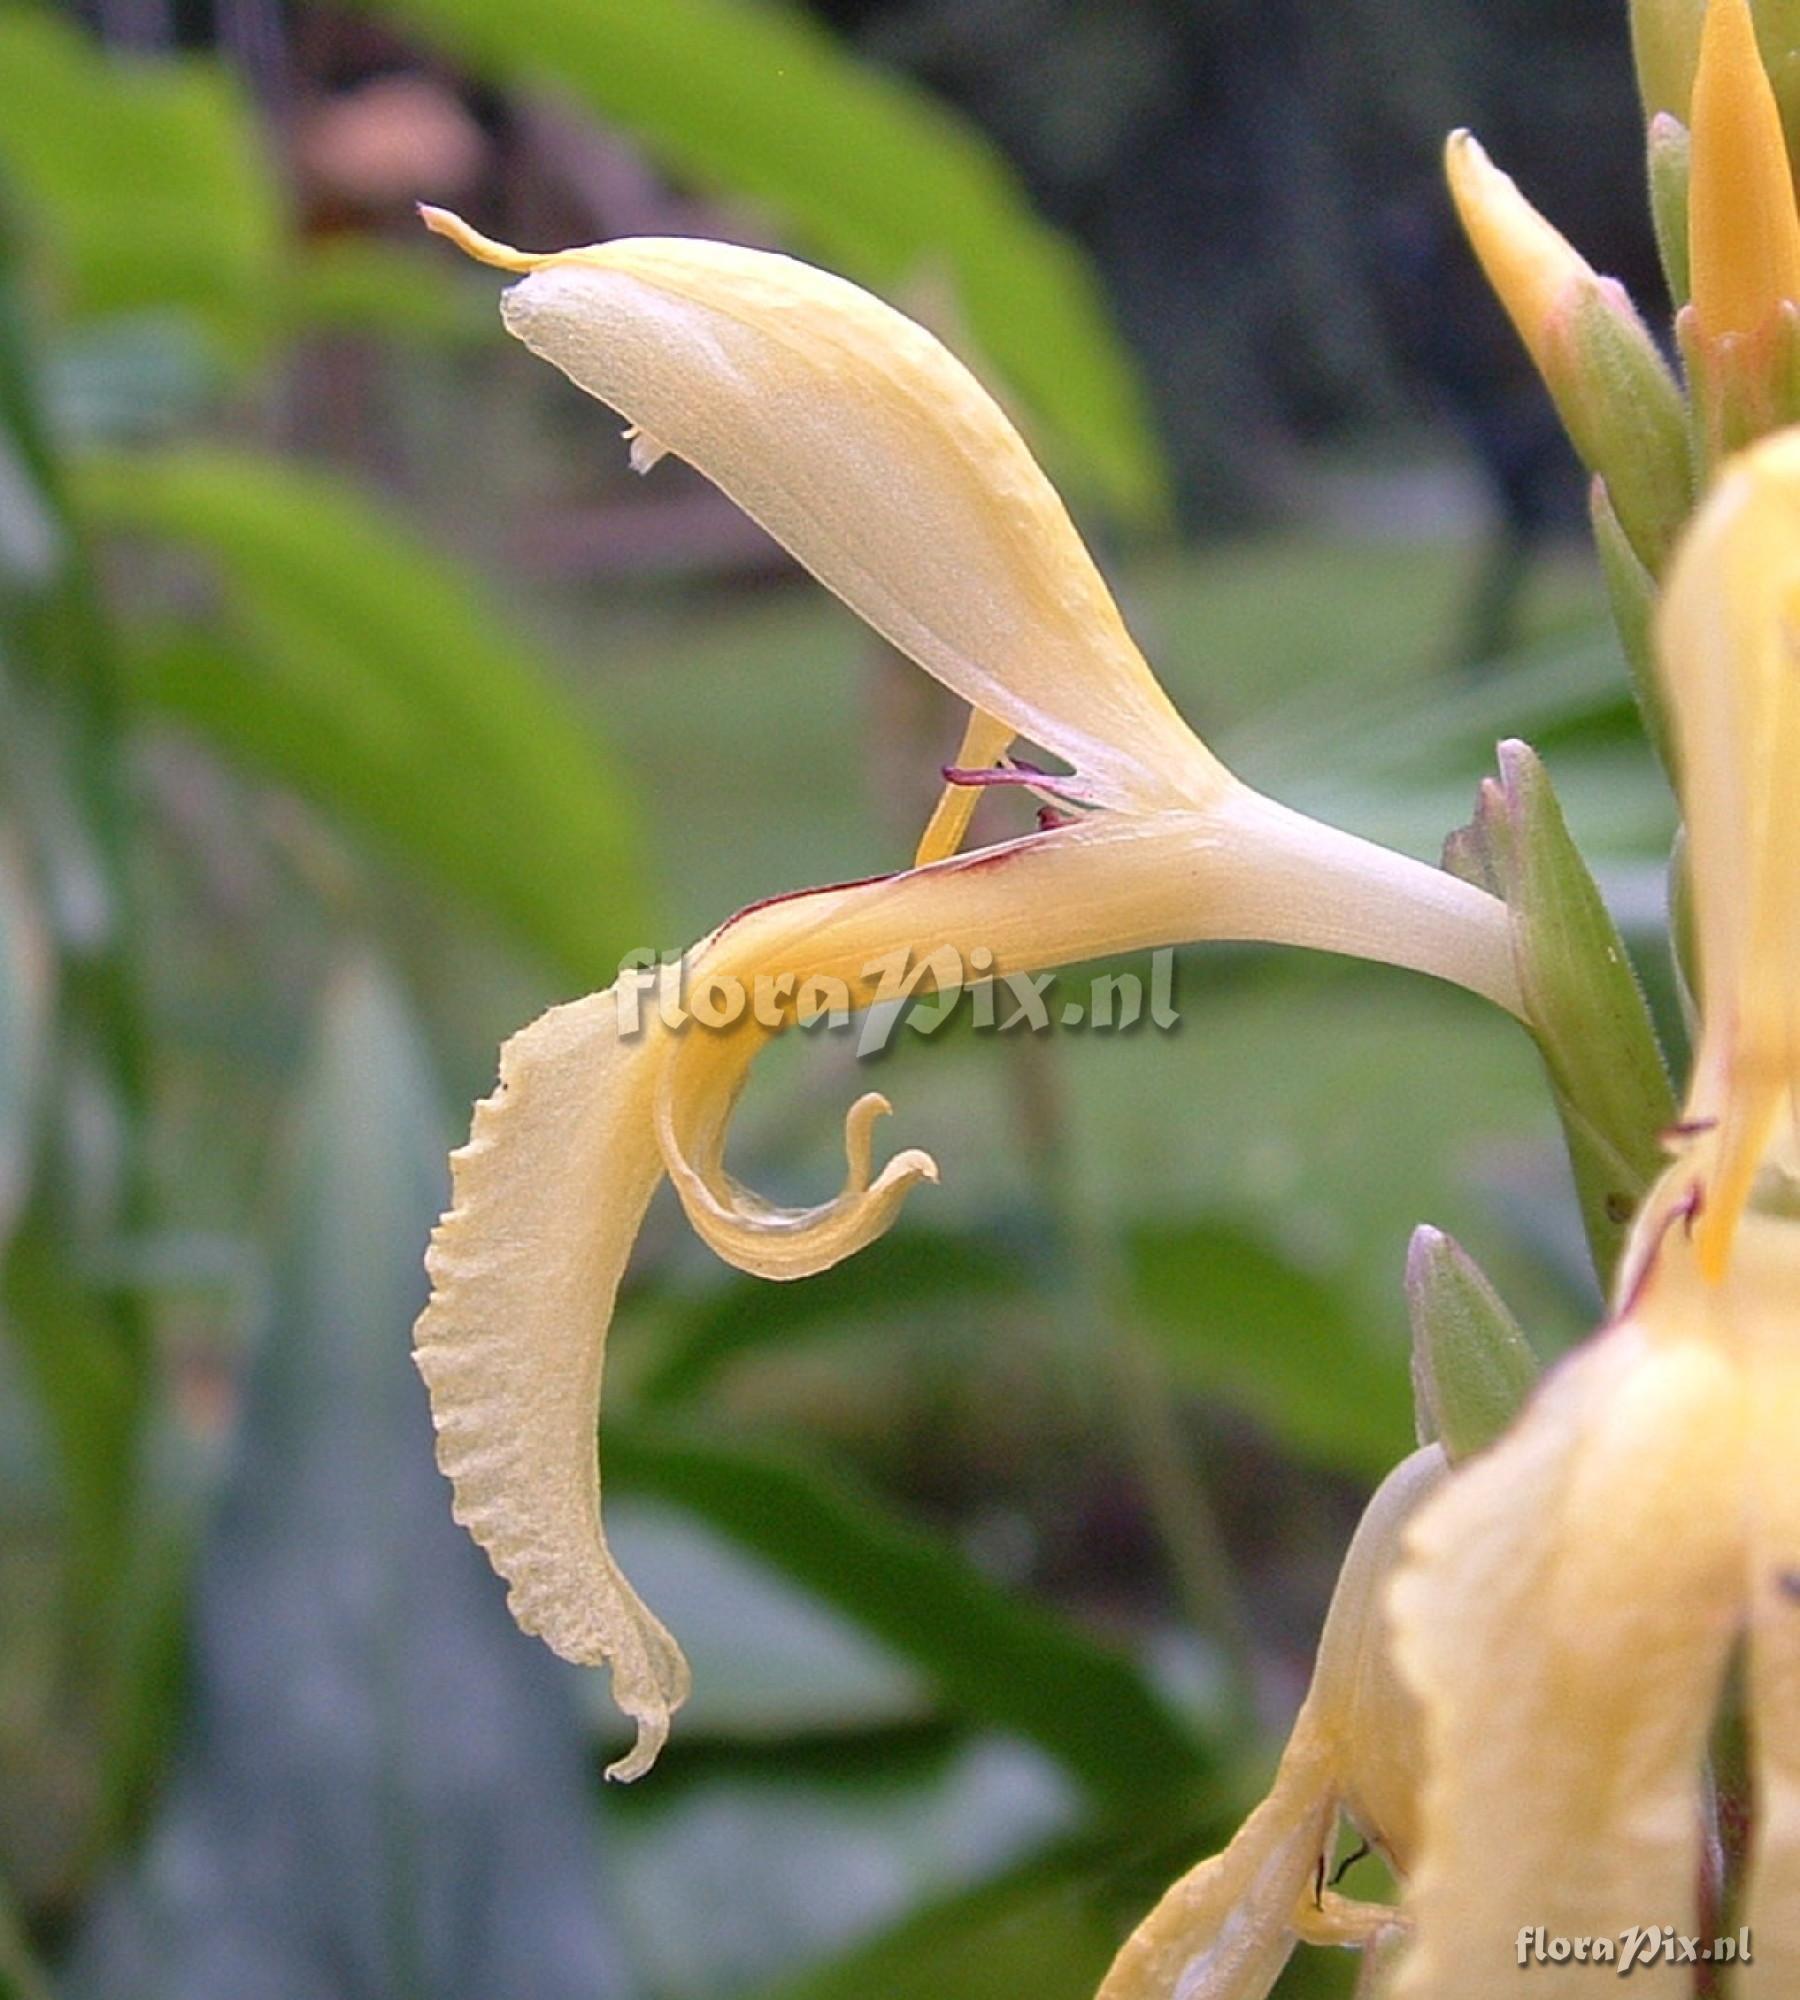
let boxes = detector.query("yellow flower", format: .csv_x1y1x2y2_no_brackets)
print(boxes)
1689,0,1800,345
1097,1449,1444,2000
414,209,1522,1776
1386,428,1800,1996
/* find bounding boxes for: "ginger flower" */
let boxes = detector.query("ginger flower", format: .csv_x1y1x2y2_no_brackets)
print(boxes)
414,208,1520,1777
1387,428,1800,1996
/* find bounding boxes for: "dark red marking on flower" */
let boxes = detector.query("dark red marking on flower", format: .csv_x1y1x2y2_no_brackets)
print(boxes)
703,819,1081,946
1329,1839,1372,1888
1036,805,1077,832
1777,1569,1800,1604
1660,1116,1720,1145
1611,1181,1703,1322
708,866,904,943
941,761,1079,793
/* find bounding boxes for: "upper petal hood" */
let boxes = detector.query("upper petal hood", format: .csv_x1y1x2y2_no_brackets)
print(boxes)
420,209,1214,813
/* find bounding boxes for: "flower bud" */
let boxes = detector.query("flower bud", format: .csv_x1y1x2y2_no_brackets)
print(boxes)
1406,1226,1538,1462
1689,0,1800,369
1446,133,1691,571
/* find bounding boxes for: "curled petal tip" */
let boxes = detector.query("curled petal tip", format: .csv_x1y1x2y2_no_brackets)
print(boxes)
886,1146,941,1191
605,1710,671,1785
418,203,548,273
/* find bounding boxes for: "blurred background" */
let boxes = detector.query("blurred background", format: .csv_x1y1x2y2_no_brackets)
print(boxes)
0,2,1679,1996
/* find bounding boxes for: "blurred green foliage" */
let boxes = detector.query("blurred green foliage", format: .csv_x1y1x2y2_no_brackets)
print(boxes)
353,0,1171,520
83,447,649,986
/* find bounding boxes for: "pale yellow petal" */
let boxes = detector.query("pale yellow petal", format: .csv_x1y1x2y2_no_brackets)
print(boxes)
1391,1280,1745,1998
658,802,1517,1273
1309,1447,1447,1871
421,208,1212,812
1656,429,1800,1272
414,988,691,1779
1096,1719,1336,2000
1739,1213,1800,2000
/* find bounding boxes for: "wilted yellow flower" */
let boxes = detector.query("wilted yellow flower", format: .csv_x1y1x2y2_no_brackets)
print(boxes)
1097,1449,1444,2000
1387,428,1800,1996
414,209,1522,1776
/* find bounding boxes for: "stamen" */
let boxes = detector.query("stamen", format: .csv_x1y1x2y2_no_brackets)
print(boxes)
914,707,1014,868
940,761,1095,808
1330,1839,1373,1888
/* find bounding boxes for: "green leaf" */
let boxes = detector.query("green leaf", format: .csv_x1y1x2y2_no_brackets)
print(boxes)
0,13,282,363
741,1821,1237,2000
356,0,1168,520
641,1227,1030,1406
281,238,494,345
0,829,50,1249
1128,1217,1414,1478
745,1844,1126,2000
70,963,632,1999
1,1217,143,1596
603,1498,931,1738
606,1423,1215,1812
76,446,648,984
604,1735,1080,1998
0,1869,56,2000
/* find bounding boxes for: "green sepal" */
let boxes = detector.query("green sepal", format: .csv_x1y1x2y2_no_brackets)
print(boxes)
1589,475,1675,777
1678,296,1800,470
1444,740,1677,1279
1648,112,1693,312
1545,279,1692,574
1406,1225,1539,1462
